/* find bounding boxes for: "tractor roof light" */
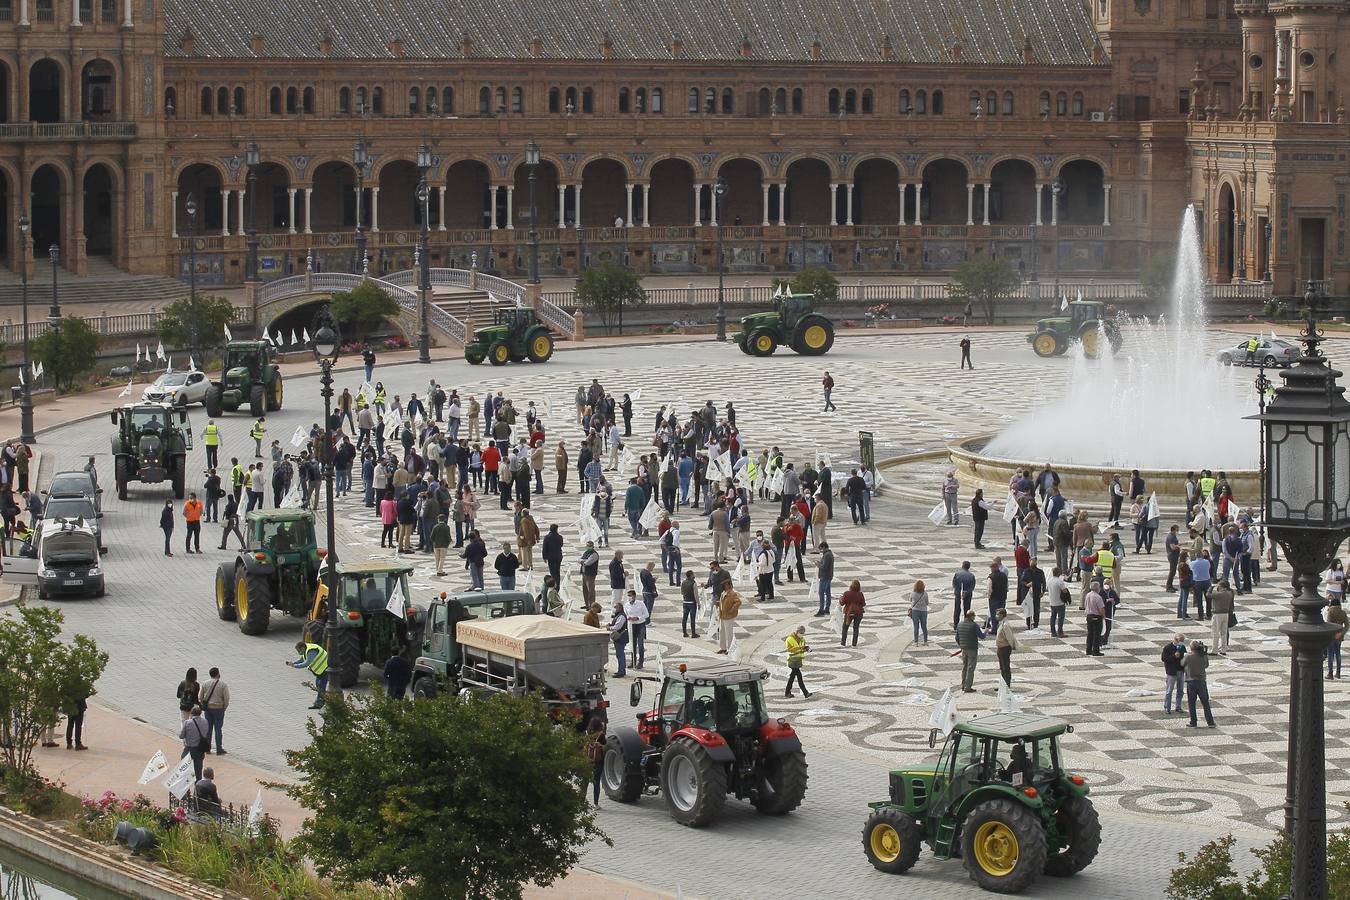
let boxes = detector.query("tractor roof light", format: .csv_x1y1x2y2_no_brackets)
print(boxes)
346,611,361,621
1022,787,1039,799
405,607,417,618
254,552,267,561
316,548,328,557
1069,775,1086,786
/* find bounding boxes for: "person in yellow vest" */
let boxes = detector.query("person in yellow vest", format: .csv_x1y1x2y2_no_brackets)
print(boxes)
286,640,330,709
1199,470,1217,505
784,625,811,698
1095,540,1118,592
374,384,387,416
250,417,266,458
229,457,246,503
1245,337,1259,365
202,420,221,469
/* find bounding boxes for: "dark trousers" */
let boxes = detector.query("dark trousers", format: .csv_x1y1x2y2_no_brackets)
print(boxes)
592,759,603,804
841,613,861,646
548,559,562,585
1026,593,1041,628
1166,554,1180,589
185,521,201,552
997,645,1012,687
1109,495,1123,522
662,487,676,513
849,497,865,524
182,746,205,780
786,666,808,696
1187,679,1216,726
162,527,173,554
1240,555,1254,592
381,523,396,547
204,494,219,523
757,572,774,600
682,601,697,636
960,349,972,369
206,446,218,468
953,593,971,629
219,518,245,549
557,471,568,493
1049,605,1066,636
203,708,225,752
65,710,83,747
974,519,986,547
1086,615,1103,654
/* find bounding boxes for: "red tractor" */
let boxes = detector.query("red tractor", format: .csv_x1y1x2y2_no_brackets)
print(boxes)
602,660,808,827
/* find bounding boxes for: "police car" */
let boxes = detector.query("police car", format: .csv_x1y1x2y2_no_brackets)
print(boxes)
1215,337,1302,368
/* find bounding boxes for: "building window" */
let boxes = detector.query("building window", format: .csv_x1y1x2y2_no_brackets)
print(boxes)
792,87,803,113
0,0,11,21
688,87,699,112
233,86,245,115
986,92,997,116
618,87,630,113
478,86,490,114
356,86,367,112
1056,92,1068,115
163,86,176,114
1071,91,1084,116
443,86,454,113
425,86,436,113
652,87,662,112
969,91,981,115
35,0,52,22
286,86,298,114
705,87,715,113
100,0,114,21
549,87,560,113
758,87,771,114
303,86,314,113
511,86,523,113
1003,91,1014,115
774,87,786,113
494,86,505,113
582,88,593,113
79,0,91,22
899,89,911,113
844,88,857,113
1040,91,1050,115
565,86,576,112
635,87,646,112
269,86,281,114
215,86,227,114
339,86,350,114
721,87,733,112
372,86,383,113
932,90,943,114
828,88,840,114
915,89,927,114
862,89,874,113
409,86,420,114
200,86,212,115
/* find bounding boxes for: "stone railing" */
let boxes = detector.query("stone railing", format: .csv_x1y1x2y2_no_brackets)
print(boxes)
0,121,137,140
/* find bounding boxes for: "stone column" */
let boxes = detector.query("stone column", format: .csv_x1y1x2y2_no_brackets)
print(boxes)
777,185,786,227
761,183,770,226
19,0,29,27
370,186,380,231
829,183,838,226
1051,187,1059,226
170,191,178,238
122,0,132,26
557,184,566,227
71,0,81,26
709,187,718,227
914,183,923,226
574,184,582,226
982,184,991,226
845,183,854,226
303,188,312,234
505,186,514,229
625,183,634,226
1035,183,1044,226
287,188,297,234
966,183,975,226
220,189,231,236
1102,183,1112,227
437,186,446,231
898,184,906,225
235,189,245,236
641,185,650,227
692,183,702,227
488,186,497,230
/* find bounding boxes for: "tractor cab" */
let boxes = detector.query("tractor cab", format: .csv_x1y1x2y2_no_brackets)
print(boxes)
495,306,537,329
207,340,283,417
1067,301,1104,328
224,342,269,382
637,660,771,747
253,513,316,559
775,293,814,330
311,561,424,689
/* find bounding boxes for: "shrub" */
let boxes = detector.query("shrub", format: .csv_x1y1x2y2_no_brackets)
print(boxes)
1167,812,1350,899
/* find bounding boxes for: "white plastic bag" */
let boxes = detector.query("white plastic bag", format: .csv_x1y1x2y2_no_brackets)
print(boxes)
928,502,947,526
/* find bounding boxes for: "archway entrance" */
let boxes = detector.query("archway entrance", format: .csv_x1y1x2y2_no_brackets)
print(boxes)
511,161,559,230
853,158,900,224
784,158,829,224
444,160,490,229
647,158,694,226
0,63,10,122
921,159,968,225
1059,160,1105,225
82,165,114,259
376,160,419,231
989,160,1037,224
310,161,358,232
252,162,290,232
1218,183,1236,281
176,163,224,233
29,59,62,123
715,158,763,226
30,164,63,253
81,60,115,120
580,159,626,227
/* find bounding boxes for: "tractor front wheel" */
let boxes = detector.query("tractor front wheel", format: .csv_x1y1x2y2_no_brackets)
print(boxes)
411,674,439,699
326,625,363,689
487,341,511,366
526,330,555,363
1105,322,1124,355
1078,326,1101,359
1031,332,1061,358
961,798,1048,894
249,384,266,417
205,385,223,418
267,375,283,411
660,738,727,827
464,347,485,365
794,316,835,356
171,456,186,500
602,736,644,803
115,457,129,501
747,329,778,357
863,806,923,875
215,564,237,621
234,568,273,636
1044,794,1101,878
753,748,808,815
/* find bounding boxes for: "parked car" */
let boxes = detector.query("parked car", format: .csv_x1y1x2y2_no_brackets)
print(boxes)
1,519,104,599
143,370,211,406
38,495,105,553
1216,337,1302,368
46,470,103,514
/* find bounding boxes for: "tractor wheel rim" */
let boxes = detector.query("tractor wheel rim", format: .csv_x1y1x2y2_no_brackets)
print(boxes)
804,325,826,348
534,337,549,356
756,336,771,352
667,753,698,811
1081,331,1098,355
215,577,225,610
973,821,1019,876
1034,334,1056,355
276,381,283,404
494,347,508,362
602,748,624,790
871,823,901,863
236,579,249,619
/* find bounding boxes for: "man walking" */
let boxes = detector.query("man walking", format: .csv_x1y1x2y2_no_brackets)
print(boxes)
541,523,564,585
579,541,600,608
218,492,245,550
1209,578,1234,654
716,584,741,654
178,706,210,780
202,419,221,469
959,335,973,369
624,589,648,670
1161,634,1186,714
198,667,229,755
956,610,980,692
821,371,837,412
1084,581,1106,656
815,541,834,616
183,492,203,553
995,609,1019,688
250,417,267,458
952,561,976,629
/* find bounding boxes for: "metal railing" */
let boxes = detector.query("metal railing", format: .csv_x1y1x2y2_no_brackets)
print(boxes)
256,271,474,345
0,306,249,344
0,121,136,140
536,296,577,339
475,272,526,305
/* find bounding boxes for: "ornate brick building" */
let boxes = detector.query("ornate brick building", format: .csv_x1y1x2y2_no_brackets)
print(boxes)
0,0,1344,295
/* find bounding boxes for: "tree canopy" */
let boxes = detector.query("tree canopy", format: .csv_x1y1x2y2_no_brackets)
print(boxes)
575,263,646,334
330,281,401,339
789,267,840,302
287,690,606,900
32,316,100,391
155,295,236,353
947,260,1022,324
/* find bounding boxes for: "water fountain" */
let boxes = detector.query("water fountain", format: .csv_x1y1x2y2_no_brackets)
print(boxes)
949,205,1261,505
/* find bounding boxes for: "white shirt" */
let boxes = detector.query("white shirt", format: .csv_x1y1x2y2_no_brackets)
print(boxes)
1046,575,1066,607
625,597,649,626
448,403,461,421
250,468,265,491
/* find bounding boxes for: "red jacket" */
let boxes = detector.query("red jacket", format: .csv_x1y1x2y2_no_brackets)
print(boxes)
481,445,501,472
1014,545,1031,572
840,589,866,616
784,521,805,546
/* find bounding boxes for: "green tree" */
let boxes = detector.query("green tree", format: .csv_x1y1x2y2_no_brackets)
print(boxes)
330,281,401,336
1141,253,1177,304
790,267,840,302
287,690,606,900
32,316,100,392
1167,817,1350,899
947,259,1022,324
155,294,236,352
575,262,646,334
0,605,109,775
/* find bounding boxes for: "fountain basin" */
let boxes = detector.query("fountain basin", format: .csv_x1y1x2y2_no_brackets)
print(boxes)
948,435,1260,512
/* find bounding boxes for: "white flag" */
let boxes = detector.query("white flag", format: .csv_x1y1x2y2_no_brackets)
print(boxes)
358,381,374,401
385,579,407,619
35,362,43,379
162,753,195,799
928,501,947,526
247,789,264,832
638,495,662,531
302,328,312,344
998,678,1021,713
135,343,142,363
119,380,133,398
1060,295,1069,312
1146,491,1160,523
137,750,169,785
188,356,198,373
731,555,749,586
1002,490,1019,523
928,688,959,736
281,484,303,509
542,398,554,420
31,362,38,379
290,425,307,448
165,355,172,372
290,329,299,346
767,467,786,495
17,370,23,386
156,341,166,361
224,322,233,341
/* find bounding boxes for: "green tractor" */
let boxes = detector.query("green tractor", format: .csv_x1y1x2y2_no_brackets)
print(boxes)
1027,300,1122,359
205,340,284,417
109,403,193,500
733,290,835,357
309,561,425,689
862,713,1100,894
463,307,555,366
214,510,321,635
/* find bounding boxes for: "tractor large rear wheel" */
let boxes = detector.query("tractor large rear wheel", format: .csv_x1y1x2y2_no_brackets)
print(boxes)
526,330,555,363
205,385,222,418
326,625,363,689
1078,325,1101,359
660,739,727,827
863,806,923,875
171,456,186,500
115,457,129,501
234,568,273,636
747,328,778,357
1104,323,1124,356
488,341,511,366
961,798,1048,894
215,564,237,621
753,748,808,815
249,384,265,417
1043,795,1101,877
602,736,644,803
267,375,283,411
794,316,835,356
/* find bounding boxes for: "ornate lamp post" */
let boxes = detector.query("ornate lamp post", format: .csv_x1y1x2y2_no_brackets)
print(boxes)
16,212,33,444
1264,220,1274,282
48,244,61,328
245,139,261,281
311,310,341,640
715,178,727,341
185,193,201,367
798,221,807,272
1236,218,1248,281
577,224,586,273
526,139,540,286
416,142,433,364
1051,178,1064,303
1252,315,1350,900
352,140,368,275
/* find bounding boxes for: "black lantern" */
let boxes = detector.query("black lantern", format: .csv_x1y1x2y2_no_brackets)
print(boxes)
185,193,202,367
312,321,340,361
17,211,33,444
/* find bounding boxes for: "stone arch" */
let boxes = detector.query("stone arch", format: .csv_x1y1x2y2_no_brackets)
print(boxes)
511,159,560,230
1051,154,1111,181
988,158,1038,224
579,157,627,227
577,152,637,183
784,157,831,225
1217,181,1237,281
714,157,764,226
252,162,291,232
1057,159,1106,225
170,157,229,186
375,158,420,231
310,160,360,232
293,154,352,188
82,163,116,259
29,162,67,253
920,157,970,225
648,157,696,226
852,157,901,225
370,154,419,182
255,155,300,185
444,159,491,229
176,162,225,234
79,56,118,120
28,57,65,123
843,152,901,181
776,151,838,181
644,151,704,179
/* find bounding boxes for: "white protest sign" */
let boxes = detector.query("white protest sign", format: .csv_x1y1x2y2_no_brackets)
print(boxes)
385,579,407,619
137,750,169,785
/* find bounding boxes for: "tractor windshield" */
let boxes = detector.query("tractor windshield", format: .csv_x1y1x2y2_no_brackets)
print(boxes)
129,408,171,431
992,737,1060,786
716,680,767,732
225,349,260,376
340,571,409,612
259,519,314,553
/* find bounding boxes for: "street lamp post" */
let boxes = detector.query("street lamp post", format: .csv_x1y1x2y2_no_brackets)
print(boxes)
1236,219,1248,281
715,178,727,341
577,225,586,273
1264,220,1274,282
185,194,201,367
799,222,808,272
245,140,261,281
16,212,33,444
311,311,341,657
352,140,368,275
1251,314,1350,900
416,142,432,364
526,140,540,286
48,245,61,327
1051,179,1064,303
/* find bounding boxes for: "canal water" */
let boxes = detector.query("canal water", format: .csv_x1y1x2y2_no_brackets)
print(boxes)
0,842,130,899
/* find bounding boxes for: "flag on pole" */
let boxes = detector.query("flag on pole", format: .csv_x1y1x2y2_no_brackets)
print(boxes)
137,750,169,785
289,329,299,346
1060,295,1069,311
1002,490,1019,523
224,322,233,341
247,789,264,833
162,754,195,799
1146,491,1160,523
30,362,38,380
165,355,172,372
290,425,307,447
385,579,407,619
998,678,1021,713
119,380,133,398
638,495,662,532
17,370,23,386
156,341,166,361
302,327,311,344
928,502,947,526
928,688,959,736
135,343,142,363
35,362,43,379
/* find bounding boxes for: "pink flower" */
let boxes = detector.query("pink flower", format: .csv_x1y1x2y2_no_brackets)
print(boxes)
120,800,134,811
102,790,117,800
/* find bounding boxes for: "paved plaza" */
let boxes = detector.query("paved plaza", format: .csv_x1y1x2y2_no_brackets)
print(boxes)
21,328,1339,897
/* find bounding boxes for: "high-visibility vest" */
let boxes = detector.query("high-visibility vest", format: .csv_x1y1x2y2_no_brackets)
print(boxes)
231,464,245,487
375,389,386,404
1247,339,1258,352
250,421,266,440
1199,477,1216,497
301,642,329,676
203,423,220,446
1096,549,1116,575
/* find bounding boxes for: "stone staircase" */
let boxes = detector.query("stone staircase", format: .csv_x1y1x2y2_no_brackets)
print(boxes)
0,256,188,311
431,290,515,331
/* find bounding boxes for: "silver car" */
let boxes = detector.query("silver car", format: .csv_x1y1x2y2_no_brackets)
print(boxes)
46,470,103,514
143,370,211,406
39,495,106,554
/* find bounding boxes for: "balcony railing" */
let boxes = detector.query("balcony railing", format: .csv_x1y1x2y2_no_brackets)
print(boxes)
0,121,137,140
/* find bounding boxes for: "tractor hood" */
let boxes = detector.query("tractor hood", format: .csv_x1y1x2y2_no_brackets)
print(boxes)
224,366,252,386
471,326,509,343
739,312,776,327
1034,316,1071,330
138,433,163,461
